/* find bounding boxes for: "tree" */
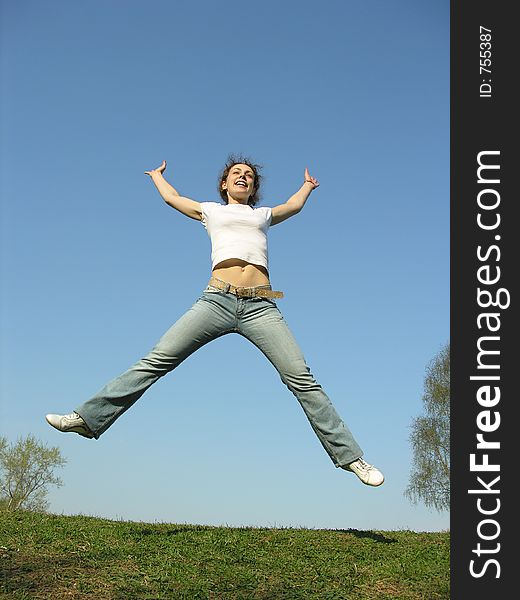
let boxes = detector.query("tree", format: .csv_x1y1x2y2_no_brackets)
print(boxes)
405,342,450,512
0,434,66,512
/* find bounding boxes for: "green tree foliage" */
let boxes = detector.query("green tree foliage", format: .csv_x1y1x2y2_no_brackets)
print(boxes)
0,434,66,512
405,342,450,512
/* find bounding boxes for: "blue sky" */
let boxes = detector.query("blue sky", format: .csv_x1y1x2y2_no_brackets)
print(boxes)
1,0,449,531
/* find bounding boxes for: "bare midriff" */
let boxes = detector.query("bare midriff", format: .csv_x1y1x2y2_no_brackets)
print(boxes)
211,258,270,288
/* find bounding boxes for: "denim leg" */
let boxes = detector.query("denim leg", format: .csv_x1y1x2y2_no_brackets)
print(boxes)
239,298,363,467
75,290,235,438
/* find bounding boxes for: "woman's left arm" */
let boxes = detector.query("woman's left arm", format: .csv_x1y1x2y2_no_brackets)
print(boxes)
270,168,320,226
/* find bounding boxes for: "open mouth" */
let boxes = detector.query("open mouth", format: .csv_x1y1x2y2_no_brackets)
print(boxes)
235,180,247,188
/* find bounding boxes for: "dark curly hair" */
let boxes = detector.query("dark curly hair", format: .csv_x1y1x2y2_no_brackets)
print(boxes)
217,154,263,206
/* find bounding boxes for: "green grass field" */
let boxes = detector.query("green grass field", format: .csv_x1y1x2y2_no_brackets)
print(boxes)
1,511,449,599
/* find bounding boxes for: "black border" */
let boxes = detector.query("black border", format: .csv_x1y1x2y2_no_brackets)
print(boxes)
451,1,516,596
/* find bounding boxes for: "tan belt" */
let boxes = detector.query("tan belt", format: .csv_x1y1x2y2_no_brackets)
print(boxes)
209,276,284,299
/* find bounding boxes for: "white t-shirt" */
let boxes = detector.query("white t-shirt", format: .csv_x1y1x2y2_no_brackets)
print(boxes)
200,202,272,270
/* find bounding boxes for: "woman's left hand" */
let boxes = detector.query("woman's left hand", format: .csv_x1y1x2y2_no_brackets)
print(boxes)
304,168,320,189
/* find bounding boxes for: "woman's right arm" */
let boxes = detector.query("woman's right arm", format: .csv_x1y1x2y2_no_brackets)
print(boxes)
144,160,202,221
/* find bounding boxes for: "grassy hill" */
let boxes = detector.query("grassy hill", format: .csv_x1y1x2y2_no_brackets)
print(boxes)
1,511,449,599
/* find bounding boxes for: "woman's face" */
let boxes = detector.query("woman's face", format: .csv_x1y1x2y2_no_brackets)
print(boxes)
221,163,256,203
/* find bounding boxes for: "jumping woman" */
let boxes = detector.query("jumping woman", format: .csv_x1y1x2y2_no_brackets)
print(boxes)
46,155,384,487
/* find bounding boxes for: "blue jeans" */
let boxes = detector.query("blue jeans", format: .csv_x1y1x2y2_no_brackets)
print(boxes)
75,284,363,467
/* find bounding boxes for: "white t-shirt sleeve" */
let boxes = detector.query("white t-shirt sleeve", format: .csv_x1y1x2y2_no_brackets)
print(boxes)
200,202,218,230
257,206,272,227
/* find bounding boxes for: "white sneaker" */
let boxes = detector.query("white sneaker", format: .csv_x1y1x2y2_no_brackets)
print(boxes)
45,412,94,439
344,458,384,487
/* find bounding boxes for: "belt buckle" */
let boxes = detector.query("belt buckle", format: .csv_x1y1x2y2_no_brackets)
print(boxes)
237,287,252,298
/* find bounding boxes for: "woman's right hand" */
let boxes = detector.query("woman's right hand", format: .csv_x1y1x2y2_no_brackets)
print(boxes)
144,160,167,177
